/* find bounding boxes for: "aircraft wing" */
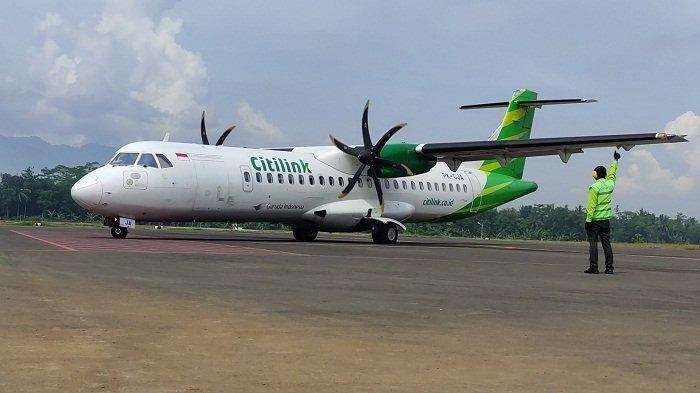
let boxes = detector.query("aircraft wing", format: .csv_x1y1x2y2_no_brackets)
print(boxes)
416,132,687,169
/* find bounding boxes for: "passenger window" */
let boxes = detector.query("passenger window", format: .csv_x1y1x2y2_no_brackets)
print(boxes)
427,182,432,191
299,174,305,185
393,180,399,189
441,183,446,192
278,173,284,184
329,176,334,186
434,182,439,192
156,154,173,168
402,180,407,190
309,175,315,185
384,179,389,189
367,179,372,188
456,184,461,192
358,178,363,187
267,173,273,183
339,177,344,187
244,172,251,182
464,184,469,193
288,174,294,184
255,172,262,183
449,183,454,192
110,152,139,166
410,181,416,190
419,182,424,190
138,153,158,168
319,176,325,186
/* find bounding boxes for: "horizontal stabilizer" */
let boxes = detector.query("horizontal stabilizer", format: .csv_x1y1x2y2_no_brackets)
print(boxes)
460,98,596,110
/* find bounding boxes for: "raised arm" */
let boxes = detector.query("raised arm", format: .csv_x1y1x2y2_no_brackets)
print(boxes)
607,151,620,182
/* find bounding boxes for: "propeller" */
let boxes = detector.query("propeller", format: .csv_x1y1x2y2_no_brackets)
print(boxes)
329,100,412,212
201,110,236,146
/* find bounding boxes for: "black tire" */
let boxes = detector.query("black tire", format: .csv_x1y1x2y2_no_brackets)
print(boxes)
293,226,318,242
372,223,399,244
372,224,386,244
111,226,128,239
385,223,399,244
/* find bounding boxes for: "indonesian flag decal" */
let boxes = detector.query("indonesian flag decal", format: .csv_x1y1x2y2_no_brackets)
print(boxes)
175,152,189,160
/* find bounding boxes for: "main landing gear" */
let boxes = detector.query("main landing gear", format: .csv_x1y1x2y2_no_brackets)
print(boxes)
110,226,128,239
293,225,318,242
372,222,399,244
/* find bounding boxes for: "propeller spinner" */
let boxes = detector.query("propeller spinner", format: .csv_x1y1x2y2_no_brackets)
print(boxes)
329,100,412,212
201,110,236,146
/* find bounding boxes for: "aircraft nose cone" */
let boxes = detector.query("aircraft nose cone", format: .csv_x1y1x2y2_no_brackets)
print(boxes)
71,176,103,208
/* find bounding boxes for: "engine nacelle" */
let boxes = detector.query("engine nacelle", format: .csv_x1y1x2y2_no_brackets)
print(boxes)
379,143,436,177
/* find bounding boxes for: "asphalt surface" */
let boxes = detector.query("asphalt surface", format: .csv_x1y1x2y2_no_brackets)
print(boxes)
1,224,698,392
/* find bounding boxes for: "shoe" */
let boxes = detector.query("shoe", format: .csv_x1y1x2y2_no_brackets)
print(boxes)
584,267,599,274
604,268,614,274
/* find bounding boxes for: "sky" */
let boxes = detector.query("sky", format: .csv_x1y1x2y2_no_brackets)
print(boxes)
0,0,698,216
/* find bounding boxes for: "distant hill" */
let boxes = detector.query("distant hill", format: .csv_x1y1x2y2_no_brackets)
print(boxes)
0,135,115,174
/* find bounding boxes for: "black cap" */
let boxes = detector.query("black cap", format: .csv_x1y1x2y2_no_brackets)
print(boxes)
594,166,607,179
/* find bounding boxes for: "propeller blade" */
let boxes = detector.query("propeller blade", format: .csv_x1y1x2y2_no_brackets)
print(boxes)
200,111,210,145
369,168,384,212
215,125,236,146
373,123,407,153
338,163,366,199
329,135,359,156
375,158,413,176
362,100,373,148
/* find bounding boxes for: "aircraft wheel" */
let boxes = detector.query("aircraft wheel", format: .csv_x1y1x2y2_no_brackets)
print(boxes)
111,226,128,239
372,223,398,244
293,226,318,242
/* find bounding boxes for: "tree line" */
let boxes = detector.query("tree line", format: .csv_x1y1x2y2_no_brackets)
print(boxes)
1,163,698,244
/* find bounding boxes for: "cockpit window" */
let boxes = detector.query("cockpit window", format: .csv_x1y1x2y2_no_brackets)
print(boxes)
110,152,139,166
156,154,173,168
137,153,158,168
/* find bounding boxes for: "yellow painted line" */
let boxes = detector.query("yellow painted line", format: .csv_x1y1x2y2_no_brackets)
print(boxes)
480,161,502,172
480,181,513,196
499,108,524,128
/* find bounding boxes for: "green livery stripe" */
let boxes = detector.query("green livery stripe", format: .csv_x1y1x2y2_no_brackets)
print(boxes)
478,89,537,179
433,172,538,222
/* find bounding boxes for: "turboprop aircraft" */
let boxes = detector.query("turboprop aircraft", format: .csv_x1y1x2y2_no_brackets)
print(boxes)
71,89,687,243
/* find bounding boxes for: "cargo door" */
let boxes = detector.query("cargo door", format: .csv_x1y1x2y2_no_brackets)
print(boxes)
466,171,483,213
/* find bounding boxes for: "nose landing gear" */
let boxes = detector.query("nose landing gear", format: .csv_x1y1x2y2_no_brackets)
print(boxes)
110,226,128,239
104,217,131,239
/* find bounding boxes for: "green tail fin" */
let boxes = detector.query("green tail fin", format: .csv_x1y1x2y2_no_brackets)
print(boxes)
480,89,538,179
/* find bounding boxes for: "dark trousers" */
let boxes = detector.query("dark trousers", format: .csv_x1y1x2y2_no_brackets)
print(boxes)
585,219,613,270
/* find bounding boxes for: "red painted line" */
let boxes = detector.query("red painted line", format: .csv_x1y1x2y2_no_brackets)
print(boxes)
9,230,78,251
216,242,307,256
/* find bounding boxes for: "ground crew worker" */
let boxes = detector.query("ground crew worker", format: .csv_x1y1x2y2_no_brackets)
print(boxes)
584,150,620,275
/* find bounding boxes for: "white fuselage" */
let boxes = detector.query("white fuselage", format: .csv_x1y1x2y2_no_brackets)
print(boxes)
71,141,488,231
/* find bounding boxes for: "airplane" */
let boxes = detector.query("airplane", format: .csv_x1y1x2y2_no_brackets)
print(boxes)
70,89,687,243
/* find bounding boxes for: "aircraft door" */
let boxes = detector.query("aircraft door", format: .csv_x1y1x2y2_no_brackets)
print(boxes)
466,171,483,213
240,165,253,192
193,159,229,212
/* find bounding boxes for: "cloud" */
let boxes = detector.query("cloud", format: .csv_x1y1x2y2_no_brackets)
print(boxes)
235,101,285,144
618,111,698,196
617,149,694,195
13,1,209,145
663,111,700,170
